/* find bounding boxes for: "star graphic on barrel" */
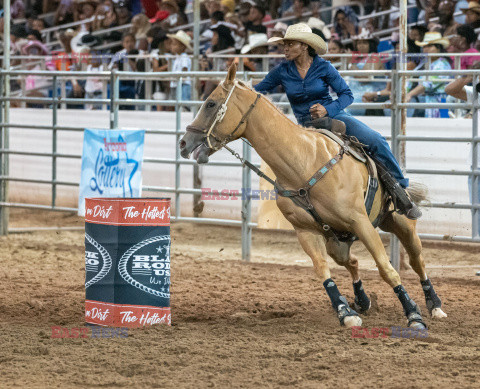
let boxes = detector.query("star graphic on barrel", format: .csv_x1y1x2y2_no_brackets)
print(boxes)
156,245,163,253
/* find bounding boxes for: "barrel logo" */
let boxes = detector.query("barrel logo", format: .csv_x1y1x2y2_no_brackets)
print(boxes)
117,235,171,299
85,234,113,288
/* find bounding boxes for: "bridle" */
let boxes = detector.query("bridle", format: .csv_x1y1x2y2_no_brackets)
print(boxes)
186,81,261,152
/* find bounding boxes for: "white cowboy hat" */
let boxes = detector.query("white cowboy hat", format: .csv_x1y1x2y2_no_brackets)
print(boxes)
307,17,332,41
415,31,450,49
241,33,269,54
166,30,193,52
267,23,327,55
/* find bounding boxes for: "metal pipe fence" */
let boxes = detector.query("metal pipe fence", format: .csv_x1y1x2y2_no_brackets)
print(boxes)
0,68,479,265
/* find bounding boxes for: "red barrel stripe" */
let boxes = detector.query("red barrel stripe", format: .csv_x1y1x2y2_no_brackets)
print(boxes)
85,198,170,226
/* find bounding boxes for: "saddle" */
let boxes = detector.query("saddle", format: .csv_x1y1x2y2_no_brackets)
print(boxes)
305,118,385,223
274,117,389,243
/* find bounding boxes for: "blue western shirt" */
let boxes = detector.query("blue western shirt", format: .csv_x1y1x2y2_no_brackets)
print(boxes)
254,55,354,126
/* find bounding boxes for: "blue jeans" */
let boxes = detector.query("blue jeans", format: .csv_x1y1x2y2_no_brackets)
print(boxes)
331,111,409,188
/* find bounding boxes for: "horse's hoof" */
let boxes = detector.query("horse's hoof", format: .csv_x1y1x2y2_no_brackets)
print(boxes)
353,298,371,315
338,303,361,327
343,315,362,328
431,307,447,319
407,312,427,330
408,320,427,330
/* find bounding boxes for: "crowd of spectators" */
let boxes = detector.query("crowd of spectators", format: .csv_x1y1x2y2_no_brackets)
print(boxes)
1,0,480,116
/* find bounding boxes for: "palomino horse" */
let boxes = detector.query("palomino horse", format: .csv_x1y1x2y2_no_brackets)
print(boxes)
179,64,447,329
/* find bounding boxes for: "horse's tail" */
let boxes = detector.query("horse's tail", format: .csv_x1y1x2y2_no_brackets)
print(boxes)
406,182,430,206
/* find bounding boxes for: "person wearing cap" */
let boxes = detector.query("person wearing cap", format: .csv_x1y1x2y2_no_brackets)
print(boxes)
406,32,452,118
253,22,421,219
462,1,480,28
167,30,192,106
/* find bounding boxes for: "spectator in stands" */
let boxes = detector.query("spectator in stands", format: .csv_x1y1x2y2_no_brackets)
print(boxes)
93,2,119,31
220,0,236,14
84,48,104,110
461,1,480,29
283,0,311,24
307,17,331,42
176,0,190,26
10,24,29,56
149,9,170,26
244,4,267,40
11,0,26,19
54,0,75,25
158,0,182,28
27,29,43,43
204,0,222,16
363,39,425,117
347,28,386,116
407,32,452,118
117,4,132,25
109,32,137,110
131,13,151,51
327,39,345,55
238,2,252,25
436,0,460,36
209,24,235,53
31,17,47,31
166,30,192,104
373,0,400,30
449,24,480,69
409,25,428,43
240,33,269,71
349,28,384,72
74,0,98,22
332,7,359,40
225,12,247,52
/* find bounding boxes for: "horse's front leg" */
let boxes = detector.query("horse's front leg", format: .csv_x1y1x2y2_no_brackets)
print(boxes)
295,229,362,328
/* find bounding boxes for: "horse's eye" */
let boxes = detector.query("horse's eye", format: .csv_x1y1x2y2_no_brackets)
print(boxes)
206,101,216,108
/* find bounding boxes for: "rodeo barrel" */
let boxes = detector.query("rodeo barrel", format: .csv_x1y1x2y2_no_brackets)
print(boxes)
84,198,171,328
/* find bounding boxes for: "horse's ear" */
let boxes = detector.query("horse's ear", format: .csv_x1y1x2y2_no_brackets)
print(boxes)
224,62,237,86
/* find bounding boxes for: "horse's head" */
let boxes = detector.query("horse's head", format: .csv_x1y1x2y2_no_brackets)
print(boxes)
179,63,255,164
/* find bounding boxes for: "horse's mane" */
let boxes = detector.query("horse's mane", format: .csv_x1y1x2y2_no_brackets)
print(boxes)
230,79,301,128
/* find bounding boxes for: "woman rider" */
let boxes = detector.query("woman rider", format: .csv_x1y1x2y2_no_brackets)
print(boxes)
253,23,421,220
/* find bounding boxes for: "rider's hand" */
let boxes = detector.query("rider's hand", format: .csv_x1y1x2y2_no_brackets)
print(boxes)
310,103,327,118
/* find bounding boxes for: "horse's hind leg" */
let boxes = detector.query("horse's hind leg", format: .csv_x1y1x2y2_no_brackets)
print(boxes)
380,213,447,319
351,216,427,329
296,229,362,327
326,240,371,314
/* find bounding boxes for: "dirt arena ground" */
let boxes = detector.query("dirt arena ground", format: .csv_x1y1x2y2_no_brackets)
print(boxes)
1,210,480,388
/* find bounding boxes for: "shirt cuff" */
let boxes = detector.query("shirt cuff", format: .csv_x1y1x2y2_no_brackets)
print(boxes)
323,102,339,118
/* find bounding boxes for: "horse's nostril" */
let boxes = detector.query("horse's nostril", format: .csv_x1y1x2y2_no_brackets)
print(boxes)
179,140,186,149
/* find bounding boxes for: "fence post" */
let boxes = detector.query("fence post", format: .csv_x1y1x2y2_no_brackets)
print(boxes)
390,68,400,270
110,70,119,129
192,2,202,218
52,75,58,208
0,1,10,236
472,75,479,237
175,77,182,220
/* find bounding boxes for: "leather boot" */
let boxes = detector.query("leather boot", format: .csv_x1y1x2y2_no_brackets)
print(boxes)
376,163,422,220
